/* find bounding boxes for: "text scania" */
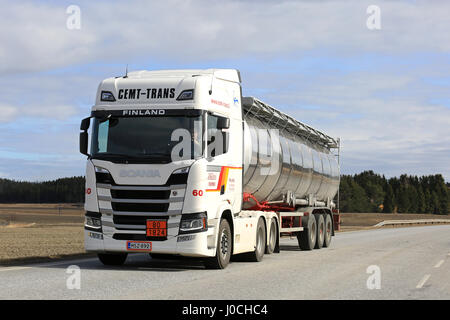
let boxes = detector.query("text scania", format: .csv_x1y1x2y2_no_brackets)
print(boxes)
118,88,175,100
119,169,161,178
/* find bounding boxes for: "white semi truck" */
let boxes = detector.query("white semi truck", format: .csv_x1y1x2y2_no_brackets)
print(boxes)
80,69,340,269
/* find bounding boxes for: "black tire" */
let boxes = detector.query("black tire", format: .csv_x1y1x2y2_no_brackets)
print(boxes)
323,214,333,248
314,214,325,249
97,253,128,266
297,215,317,250
204,219,232,269
246,218,266,262
265,219,277,254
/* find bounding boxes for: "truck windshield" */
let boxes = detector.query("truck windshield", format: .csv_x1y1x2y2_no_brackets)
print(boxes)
90,112,203,163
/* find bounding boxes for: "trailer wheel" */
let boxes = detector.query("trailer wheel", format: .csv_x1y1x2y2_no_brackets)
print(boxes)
204,219,231,269
97,253,128,266
297,216,317,250
314,214,324,249
323,214,332,248
265,219,277,254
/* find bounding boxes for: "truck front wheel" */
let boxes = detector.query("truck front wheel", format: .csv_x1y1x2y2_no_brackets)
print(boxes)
204,219,231,269
97,253,128,266
297,216,317,250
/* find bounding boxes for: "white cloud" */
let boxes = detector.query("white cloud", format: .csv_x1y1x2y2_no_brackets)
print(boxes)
243,66,450,180
0,104,18,122
0,0,449,180
1,0,450,73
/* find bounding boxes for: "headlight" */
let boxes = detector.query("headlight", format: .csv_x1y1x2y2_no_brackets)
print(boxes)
179,212,207,234
173,167,190,174
85,216,102,229
94,166,114,184
95,166,109,173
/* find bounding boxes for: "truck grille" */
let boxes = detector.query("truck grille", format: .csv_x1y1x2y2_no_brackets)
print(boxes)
95,172,187,239
110,189,170,200
113,215,168,226
113,234,147,241
111,202,169,213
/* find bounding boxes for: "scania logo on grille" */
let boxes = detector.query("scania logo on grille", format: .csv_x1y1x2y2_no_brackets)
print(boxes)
119,169,161,178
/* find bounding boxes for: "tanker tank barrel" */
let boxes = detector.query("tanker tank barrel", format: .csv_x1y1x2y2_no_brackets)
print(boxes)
242,96,340,206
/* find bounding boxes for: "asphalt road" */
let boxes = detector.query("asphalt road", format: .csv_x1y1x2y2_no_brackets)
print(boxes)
0,225,449,300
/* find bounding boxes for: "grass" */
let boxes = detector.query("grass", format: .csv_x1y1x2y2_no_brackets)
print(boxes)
0,204,85,265
339,212,450,231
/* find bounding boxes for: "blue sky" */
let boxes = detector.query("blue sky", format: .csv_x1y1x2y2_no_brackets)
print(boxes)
0,0,449,181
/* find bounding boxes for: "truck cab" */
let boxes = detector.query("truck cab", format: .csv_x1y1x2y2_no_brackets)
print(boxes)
81,69,254,268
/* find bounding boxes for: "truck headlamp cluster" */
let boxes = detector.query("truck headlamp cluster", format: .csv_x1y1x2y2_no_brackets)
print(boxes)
172,167,190,174
94,166,114,184
101,91,116,102
179,212,207,234
94,166,110,174
176,89,194,101
85,216,102,229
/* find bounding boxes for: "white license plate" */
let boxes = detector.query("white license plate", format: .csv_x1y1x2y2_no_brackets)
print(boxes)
126,241,152,251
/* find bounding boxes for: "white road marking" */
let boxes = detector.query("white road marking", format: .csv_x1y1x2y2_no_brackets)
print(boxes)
0,257,97,272
36,257,98,268
434,260,444,268
416,274,431,289
0,266,32,272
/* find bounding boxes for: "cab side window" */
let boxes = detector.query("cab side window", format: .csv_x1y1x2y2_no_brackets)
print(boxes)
207,114,229,158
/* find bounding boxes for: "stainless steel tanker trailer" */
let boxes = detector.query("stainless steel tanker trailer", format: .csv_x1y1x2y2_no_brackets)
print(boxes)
80,68,340,269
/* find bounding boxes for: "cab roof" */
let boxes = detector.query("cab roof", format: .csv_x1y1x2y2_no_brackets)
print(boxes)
120,69,241,83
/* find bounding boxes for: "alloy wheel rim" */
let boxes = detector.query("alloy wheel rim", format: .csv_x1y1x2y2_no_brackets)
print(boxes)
220,230,228,259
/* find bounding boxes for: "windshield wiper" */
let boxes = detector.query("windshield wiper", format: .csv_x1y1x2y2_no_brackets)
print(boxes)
92,152,129,158
92,152,172,163
136,152,171,158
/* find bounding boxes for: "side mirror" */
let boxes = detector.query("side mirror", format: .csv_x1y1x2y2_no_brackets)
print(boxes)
80,117,90,131
79,117,91,156
217,117,230,130
80,131,89,156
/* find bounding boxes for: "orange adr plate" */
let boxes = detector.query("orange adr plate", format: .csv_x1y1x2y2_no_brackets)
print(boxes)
146,220,167,237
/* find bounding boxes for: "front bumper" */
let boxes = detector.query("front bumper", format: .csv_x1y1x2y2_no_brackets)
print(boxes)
84,227,217,257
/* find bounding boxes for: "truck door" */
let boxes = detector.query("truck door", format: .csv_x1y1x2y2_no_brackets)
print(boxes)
205,112,243,212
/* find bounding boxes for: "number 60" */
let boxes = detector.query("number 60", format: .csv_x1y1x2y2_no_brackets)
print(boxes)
192,190,203,196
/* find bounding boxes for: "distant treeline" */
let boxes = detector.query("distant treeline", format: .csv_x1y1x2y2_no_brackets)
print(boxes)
0,177,85,203
0,172,448,214
340,171,449,214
